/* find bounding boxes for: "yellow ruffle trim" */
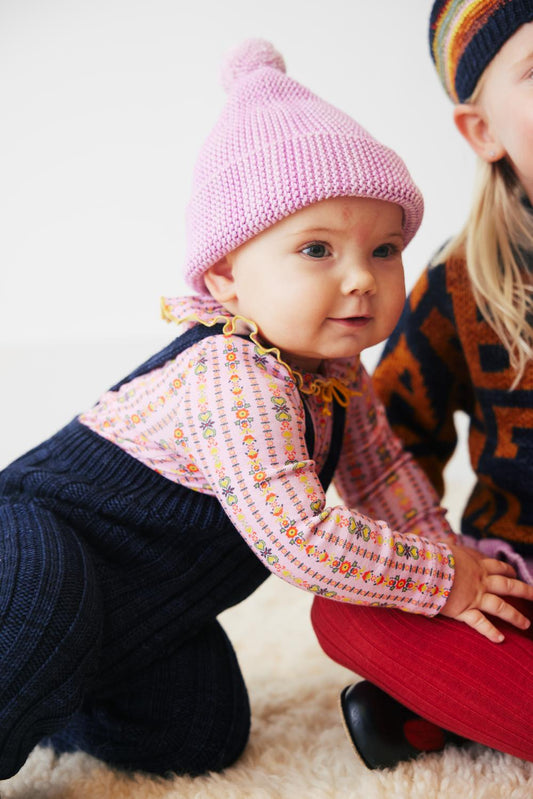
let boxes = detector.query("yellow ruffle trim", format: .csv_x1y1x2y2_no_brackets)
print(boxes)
161,298,359,411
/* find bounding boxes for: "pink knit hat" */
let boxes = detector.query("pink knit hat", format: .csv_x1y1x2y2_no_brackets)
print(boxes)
185,39,424,294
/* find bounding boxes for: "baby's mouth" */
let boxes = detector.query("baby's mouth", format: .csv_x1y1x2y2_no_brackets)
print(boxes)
329,315,372,327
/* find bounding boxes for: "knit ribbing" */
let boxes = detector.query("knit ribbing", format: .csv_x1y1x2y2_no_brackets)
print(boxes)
0,321,346,776
0,502,102,778
46,619,252,775
312,594,533,761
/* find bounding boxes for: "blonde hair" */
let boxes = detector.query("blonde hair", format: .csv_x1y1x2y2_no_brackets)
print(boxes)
435,97,533,386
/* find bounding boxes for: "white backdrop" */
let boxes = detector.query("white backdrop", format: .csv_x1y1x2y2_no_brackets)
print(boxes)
0,0,476,485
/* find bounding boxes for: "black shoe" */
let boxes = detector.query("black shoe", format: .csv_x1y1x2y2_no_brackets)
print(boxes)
340,681,468,770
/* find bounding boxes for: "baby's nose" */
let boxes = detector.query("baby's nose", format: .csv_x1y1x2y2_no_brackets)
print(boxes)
342,263,376,294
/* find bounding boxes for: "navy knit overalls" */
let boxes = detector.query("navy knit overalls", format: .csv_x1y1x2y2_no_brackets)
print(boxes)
0,323,345,778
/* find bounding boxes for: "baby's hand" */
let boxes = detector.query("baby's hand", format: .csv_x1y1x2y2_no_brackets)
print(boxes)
440,544,533,642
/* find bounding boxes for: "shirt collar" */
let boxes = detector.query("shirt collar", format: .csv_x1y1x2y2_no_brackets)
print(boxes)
161,295,359,409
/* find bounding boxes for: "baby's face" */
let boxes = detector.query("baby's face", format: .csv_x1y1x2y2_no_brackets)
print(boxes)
208,196,405,373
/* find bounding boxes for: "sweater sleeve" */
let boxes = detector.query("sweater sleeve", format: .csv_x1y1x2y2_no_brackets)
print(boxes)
373,260,475,497
182,334,454,615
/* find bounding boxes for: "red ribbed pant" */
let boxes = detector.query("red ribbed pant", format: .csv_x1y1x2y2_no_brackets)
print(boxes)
311,597,533,761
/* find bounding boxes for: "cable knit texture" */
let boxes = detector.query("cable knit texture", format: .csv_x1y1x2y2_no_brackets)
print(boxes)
185,38,423,293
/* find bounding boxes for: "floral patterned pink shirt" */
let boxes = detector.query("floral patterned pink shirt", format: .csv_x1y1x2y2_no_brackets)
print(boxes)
80,295,456,615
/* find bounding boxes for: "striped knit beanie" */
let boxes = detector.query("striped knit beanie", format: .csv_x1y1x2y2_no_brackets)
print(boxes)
184,38,424,295
430,0,533,103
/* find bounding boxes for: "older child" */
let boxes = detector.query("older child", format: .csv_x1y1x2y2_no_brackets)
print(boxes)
312,0,533,772
1,37,530,780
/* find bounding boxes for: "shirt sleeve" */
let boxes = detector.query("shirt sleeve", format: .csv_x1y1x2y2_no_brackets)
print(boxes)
334,363,458,547
373,260,475,497
181,333,454,616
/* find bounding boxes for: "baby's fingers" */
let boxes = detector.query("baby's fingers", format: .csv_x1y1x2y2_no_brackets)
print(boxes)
486,571,533,601
458,608,506,643
480,591,531,632
482,557,517,578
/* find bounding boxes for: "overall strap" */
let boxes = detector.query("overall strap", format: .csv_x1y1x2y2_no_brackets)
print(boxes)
303,400,346,492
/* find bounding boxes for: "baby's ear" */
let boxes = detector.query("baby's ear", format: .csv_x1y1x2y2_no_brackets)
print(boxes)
453,103,505,163
204,257,237,303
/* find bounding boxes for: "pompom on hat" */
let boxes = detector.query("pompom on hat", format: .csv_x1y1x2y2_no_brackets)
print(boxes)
429,0,533,103
185,39,424,294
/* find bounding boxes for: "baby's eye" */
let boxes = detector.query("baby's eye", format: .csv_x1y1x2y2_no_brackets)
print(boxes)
300,242,331,259
373,243,399,259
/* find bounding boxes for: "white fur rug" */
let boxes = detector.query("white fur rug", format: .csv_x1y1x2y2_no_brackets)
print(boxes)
1,575,532,799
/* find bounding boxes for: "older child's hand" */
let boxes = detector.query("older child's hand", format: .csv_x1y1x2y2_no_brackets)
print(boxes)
440,544,533,642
